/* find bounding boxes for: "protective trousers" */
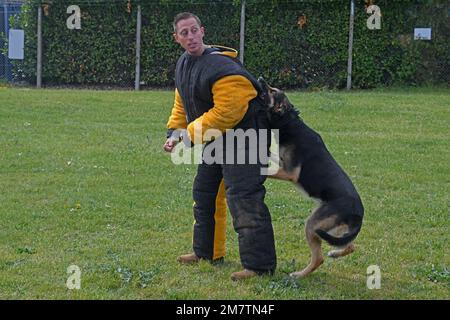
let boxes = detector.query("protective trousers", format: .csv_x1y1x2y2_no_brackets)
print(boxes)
192,131,277,273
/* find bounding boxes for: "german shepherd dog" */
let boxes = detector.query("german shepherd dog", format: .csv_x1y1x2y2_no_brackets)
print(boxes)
258,78,364,278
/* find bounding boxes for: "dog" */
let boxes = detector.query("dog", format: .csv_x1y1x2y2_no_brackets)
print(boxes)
258,77,364,278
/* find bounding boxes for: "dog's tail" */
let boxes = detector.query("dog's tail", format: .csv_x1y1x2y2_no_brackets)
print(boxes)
315,216,363,247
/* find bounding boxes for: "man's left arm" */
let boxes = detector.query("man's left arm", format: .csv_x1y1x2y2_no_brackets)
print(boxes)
187,75,257,144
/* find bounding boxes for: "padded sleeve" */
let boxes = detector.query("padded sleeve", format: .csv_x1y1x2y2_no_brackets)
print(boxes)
187,75,257,144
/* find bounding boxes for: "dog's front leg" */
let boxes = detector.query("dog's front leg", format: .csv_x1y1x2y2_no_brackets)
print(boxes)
268,168,293,181
268,166,301,183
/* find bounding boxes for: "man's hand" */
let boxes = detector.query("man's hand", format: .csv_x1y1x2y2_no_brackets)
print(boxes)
163,137,179,153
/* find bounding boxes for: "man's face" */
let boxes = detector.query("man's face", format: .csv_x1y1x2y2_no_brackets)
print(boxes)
174,17,205,56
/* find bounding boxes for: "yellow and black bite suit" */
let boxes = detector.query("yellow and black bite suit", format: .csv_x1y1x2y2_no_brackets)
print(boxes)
166,46,276,274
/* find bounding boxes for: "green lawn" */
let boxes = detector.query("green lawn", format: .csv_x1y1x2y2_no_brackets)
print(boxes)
0,87,448,299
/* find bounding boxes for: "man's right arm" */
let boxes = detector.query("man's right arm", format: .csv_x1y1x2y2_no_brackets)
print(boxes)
167,89,187,136
164,89,187,153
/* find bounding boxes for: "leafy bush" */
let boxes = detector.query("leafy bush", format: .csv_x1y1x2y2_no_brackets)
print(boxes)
13,0,450,88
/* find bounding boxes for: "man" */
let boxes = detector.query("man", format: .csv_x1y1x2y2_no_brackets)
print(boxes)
163,12,276,280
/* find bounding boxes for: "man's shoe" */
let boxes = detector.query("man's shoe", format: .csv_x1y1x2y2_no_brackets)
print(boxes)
230,269,258,281
177,253,200,265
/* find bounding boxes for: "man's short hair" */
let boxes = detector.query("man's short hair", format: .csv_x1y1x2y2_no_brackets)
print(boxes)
173,12,202,33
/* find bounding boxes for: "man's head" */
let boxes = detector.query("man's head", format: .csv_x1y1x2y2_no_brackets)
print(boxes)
173,12,206,56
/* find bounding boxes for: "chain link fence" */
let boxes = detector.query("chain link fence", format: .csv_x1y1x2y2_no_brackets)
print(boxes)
0,0,23,84
1,0,449,89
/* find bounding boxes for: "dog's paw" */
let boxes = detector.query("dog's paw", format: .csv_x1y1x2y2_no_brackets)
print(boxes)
327,245,355,259
327,250,341,259
289,271,305,278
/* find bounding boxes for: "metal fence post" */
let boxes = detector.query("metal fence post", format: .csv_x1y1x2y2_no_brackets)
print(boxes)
2,3,7,35
239,0,246,64
37,4,42,88
3,2,9,81
134,5,141,91
346,0,355,90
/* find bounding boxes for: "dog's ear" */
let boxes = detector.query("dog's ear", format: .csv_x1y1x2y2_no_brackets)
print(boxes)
257,76,271,106
257,77,270,94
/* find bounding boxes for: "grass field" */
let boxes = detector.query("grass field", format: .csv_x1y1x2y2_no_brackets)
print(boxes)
0,87,448,299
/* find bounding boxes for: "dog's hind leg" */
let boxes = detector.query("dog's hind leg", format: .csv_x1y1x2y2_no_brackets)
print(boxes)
290,218,324,278
328,243,355,259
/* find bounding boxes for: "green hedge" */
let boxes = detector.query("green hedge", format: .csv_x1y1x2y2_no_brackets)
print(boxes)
9,0,450,88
